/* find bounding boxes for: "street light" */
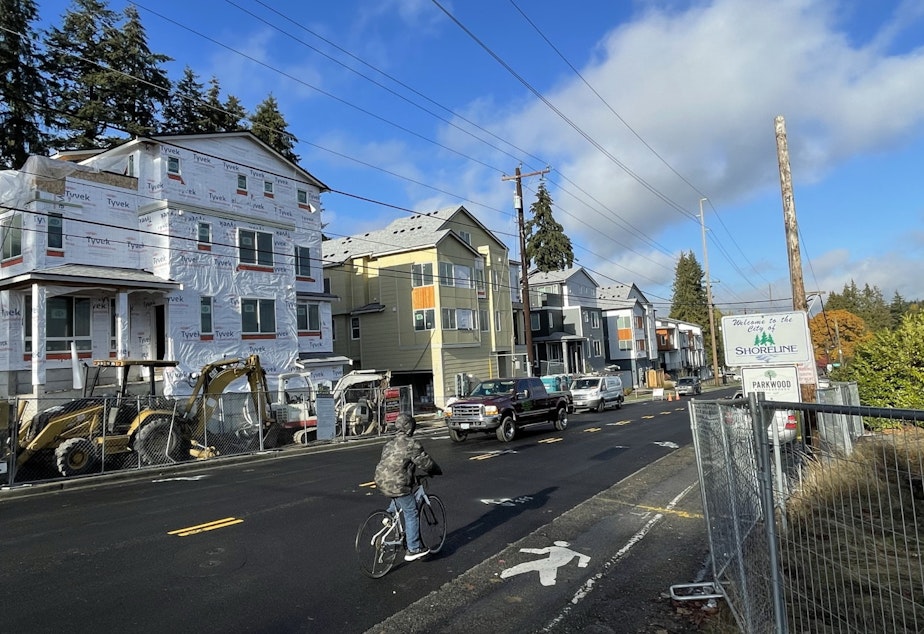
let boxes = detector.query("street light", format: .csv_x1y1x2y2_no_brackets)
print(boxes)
699,198,721,387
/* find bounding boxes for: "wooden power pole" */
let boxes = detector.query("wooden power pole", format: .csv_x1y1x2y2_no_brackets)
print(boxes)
502,165,549,376
775,115,817,406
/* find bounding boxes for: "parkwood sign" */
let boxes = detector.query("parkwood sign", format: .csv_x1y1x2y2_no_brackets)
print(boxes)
721,311,812,366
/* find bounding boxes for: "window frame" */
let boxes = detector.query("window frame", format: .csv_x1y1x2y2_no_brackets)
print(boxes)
47,213,63,250
167,156,181,175
241,298,276,336
25,294,92,354
295,245,312,278
237,174,248,194
441,307,457,330
1,213,23,260
438,261,454,287
414,309,435,331
297,302,321,332
350,316,361,340
412,263,433,287
200,296,214,338
238,229,274,267
197,222,212,251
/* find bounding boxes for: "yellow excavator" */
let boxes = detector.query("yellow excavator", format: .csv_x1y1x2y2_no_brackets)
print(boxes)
5,355,279,479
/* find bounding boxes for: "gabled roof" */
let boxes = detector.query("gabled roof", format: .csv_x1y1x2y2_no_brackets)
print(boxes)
78,131,329,191
322,205,496,265
598,282,650,305
528,266,598,287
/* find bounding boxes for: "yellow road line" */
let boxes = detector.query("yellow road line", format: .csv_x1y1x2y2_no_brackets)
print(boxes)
609,499,703,519
607,420,632,426
538,437,563,444
168,517,244,537
642,415,656,419
359,481,376,488
470,453,497,460
584,427,602,433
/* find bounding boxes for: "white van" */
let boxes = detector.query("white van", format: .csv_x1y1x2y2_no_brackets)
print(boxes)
571,375,624,412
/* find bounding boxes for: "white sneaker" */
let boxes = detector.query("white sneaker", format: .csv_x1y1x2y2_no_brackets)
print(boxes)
404,548,430,562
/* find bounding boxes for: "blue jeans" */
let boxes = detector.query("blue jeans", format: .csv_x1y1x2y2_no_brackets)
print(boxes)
389,493,422,552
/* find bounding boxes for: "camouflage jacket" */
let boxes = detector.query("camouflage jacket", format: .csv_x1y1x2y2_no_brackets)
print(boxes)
373,433,439,498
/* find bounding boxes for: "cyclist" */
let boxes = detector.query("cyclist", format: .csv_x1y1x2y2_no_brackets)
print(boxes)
374,413,441,561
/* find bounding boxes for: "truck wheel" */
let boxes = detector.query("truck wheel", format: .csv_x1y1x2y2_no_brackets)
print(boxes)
449,429,467,443
553,407,568,431
615,396,623,410
496,417,516,442
54,438,99,476
596,399,605,413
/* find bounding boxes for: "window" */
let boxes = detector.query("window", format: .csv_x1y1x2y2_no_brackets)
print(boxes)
412,263,433,287
438,262,454,287
592,340,602,356
530,313,540,331
201,297,213,337
635,315,644,329
479,309,489,332
197,222,211,250
263,180,274,198
331,317,336,340
323,277,331,293
619,339,632,351
591,312,600,329
295,246,312,278
1,213,22,260
237,174,248,193
297,189,308,206
441,308,456,330
241,298,275,335
454,264,472,289
350,317,360,339
458,230,472,245
636,339,647,352
25,295,91,353
414,309,435,331
456,309,474,330
474,264,486,295
495,310,502,332
167,156,180,175
239,229,273,267
297,303,320,331
48,213,63,250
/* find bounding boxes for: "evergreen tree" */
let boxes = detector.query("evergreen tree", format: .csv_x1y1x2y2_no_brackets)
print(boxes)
825,280,890,332
670,251,723,374
160,66,208,134
889,291,909,329
0,0,50,168
669,251,708,325
106,5,171,141
836,312,924,413
43,0,120,149
250,94,298,162
523,181,573,273
203,76,246,132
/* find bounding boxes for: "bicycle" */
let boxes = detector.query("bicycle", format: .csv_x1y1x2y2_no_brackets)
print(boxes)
355,476,446,578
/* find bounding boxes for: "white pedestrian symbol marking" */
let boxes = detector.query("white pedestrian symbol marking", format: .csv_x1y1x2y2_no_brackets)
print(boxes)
500,540,590,586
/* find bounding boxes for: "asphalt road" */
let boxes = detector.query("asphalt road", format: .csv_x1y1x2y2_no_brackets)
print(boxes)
0,389,733,633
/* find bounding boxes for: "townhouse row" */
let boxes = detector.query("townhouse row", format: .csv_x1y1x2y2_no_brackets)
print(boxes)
0,132,706,412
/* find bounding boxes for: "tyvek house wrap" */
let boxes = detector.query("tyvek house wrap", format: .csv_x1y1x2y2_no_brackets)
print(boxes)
0,136,330,397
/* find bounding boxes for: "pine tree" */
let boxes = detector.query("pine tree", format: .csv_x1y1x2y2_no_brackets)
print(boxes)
43,0,120,149
669,251,723,372
203,76,246,132
669,251,708,325
889,291,908,328
106,5,171,141
0,0,50,168
250,94,298,162
160,66,208,134
523,181,574,273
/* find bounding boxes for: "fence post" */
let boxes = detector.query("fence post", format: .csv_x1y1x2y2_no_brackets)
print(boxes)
748,393,788,634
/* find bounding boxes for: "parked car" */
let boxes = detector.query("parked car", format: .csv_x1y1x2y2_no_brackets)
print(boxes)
730,392,798,443
571,375,624,412
675,377,702,396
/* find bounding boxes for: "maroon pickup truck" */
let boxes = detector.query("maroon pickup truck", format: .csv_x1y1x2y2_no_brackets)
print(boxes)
444,377,570,443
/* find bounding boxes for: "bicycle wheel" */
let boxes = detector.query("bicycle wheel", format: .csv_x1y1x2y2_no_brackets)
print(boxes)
418,494,446,553
356,510,400,578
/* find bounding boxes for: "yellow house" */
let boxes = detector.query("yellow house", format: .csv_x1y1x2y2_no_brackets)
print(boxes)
323,206,517,409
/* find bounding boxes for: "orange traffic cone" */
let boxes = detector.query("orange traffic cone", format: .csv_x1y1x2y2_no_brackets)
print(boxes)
675,391,681,400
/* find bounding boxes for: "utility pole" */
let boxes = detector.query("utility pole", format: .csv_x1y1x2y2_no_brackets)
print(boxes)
775,115,817,406
699,198,721,387
502,165,549,376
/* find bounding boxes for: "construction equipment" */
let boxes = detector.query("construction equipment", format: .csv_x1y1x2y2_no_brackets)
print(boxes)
131,354,280,464
9,359,179,478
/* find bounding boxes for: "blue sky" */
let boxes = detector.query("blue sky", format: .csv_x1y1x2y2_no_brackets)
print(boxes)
36,0,924,315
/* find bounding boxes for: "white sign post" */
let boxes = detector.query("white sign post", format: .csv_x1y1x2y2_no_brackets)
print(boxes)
721,311,813,367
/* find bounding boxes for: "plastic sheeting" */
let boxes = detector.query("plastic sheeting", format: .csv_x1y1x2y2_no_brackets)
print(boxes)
0,136,340,398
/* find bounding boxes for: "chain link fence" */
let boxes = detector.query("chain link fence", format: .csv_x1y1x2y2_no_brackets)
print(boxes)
685,387,924,633
2,384,416,486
